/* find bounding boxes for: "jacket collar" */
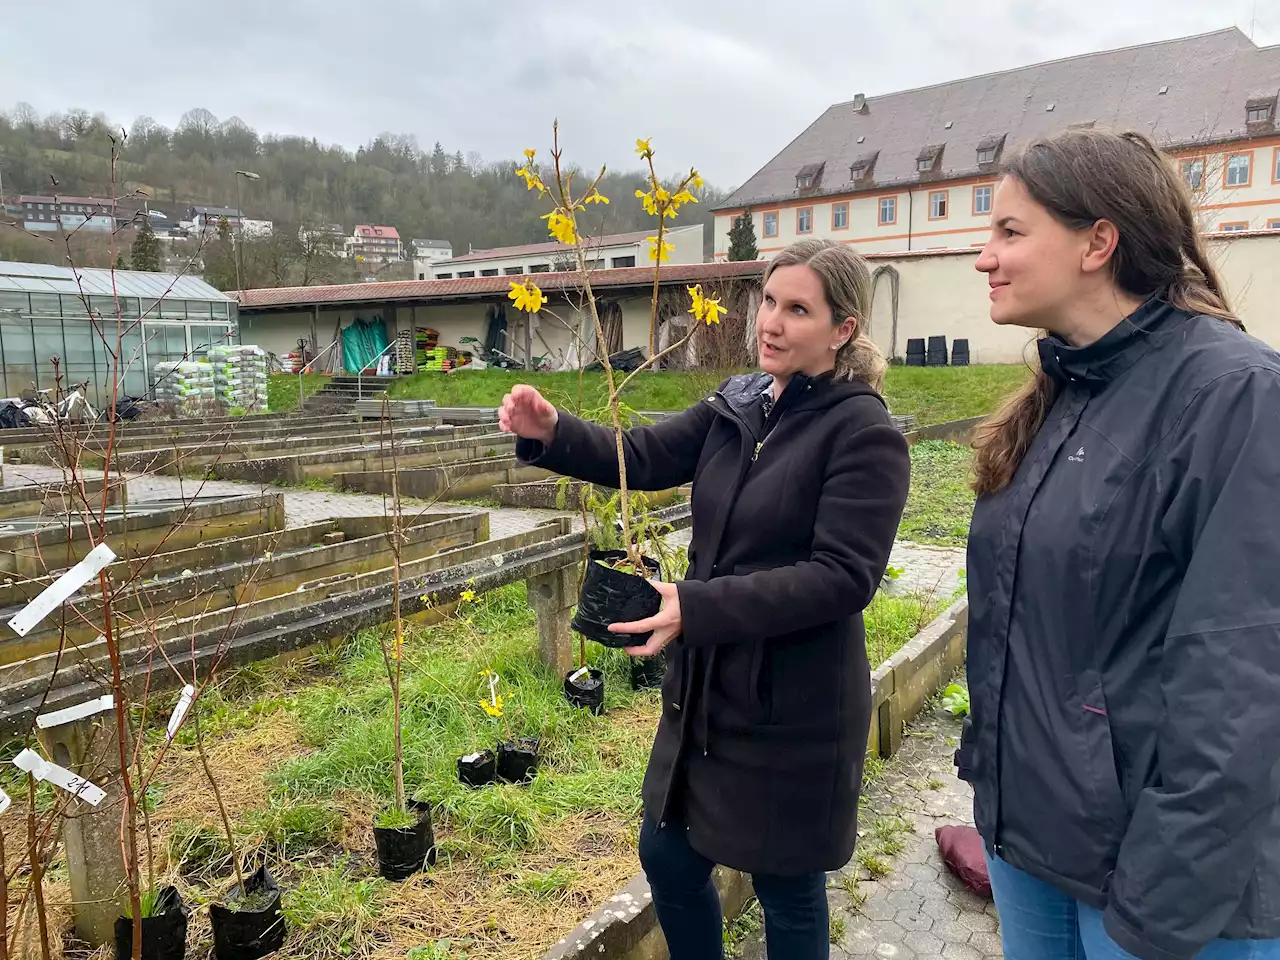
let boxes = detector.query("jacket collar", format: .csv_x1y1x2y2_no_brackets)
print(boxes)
717,370,875,417
1038,294,1184,388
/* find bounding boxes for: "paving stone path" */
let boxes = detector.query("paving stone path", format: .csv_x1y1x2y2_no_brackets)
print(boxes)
741,704,999,959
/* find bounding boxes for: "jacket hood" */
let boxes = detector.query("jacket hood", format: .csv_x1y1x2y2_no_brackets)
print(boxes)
1038,295,1187,388
719,371,886,415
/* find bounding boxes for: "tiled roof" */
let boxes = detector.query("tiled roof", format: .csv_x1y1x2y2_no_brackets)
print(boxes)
412,238,452,250
237,259,768,310
19,195,115,206
718,28,1280,210
355,225,401,240
441,225,699,264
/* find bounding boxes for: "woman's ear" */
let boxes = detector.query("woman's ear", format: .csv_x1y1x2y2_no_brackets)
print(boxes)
1081,219,1121,275
833,316,858,350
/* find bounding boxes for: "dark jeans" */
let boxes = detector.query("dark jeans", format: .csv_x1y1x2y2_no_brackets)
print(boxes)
638,816,829,960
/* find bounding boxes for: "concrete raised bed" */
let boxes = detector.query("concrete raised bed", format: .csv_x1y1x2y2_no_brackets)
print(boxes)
904,415,985,446
0,492,284,577
200,430,512,485
0,476,126,520
492,477,684,511
336,456,551,501
540,596,970,960
0,511,486,670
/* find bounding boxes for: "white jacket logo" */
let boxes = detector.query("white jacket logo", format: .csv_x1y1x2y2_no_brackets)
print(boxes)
1068,447,1086,463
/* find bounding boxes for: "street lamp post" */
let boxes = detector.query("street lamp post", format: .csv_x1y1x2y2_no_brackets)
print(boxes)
233,170,260,291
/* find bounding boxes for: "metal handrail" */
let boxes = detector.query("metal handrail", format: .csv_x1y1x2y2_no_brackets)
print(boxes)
299,339,340,412
358,339,399,400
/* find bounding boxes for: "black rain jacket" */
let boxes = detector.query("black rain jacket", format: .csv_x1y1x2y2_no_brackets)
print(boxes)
960,297,1280,960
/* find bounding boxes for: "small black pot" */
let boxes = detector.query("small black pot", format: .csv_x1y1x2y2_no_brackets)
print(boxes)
630,650,667,690
571,550,662,648
114,885,189,960
208,865,286,960
457,749,497,788
564,666,605,714
496,737,540,783
372,806,437,881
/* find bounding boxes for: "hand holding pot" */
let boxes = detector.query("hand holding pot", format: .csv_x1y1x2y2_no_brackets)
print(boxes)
499,384,558,445
609,580,682,657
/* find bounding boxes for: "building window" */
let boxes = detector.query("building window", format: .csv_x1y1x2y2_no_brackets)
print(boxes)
796,207,813,234
973,185,993,215
977,146,997,164
418,272,425,280
1274,147,1280,183
916,157,933,173
1225,153,1251,187
796,174,813,189
504,266,524,275
529,263,550,273
457,271,475,278
929,190,948,220
879,196,897,225
1248,104,1273,123
611,256,636,268
1181,159,1204,190
763,211,779,238
831,203,848,230
436,273,452,279
480,268,499,276
1267,220,1280,230
1219,222,1248,232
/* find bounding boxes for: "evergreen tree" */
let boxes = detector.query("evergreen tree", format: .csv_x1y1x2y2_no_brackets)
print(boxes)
130,217,161,271
114,252,129,271
727,212,759,261
202,216,239,290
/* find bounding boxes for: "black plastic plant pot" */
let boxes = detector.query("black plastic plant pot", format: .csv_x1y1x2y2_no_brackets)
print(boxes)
571,549,662,648
630,650,667,691
114,885,190,960
373,807,437,882
208,865,286,960
496,737,541,784
457,749,497,788
564,666,605,714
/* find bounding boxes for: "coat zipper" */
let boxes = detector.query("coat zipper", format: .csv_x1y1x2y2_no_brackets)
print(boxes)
752,412,786,462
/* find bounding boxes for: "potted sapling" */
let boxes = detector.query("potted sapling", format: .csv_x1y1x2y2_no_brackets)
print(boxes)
509,130,722,707
457,670,501,788
188,692,288,958
479,671,540,784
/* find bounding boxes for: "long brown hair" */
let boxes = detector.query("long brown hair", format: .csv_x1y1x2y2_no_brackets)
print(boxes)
761,238,887,391
972,130,1240,495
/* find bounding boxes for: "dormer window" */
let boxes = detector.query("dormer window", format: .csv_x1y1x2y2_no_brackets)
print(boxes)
849,150,878,182
795,162,825,192
977,147,996,164
916,144,944,174
1246,96,1276,124
975,135,1005,166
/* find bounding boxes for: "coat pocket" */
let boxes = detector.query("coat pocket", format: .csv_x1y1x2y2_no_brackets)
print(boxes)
1079,684,1129,837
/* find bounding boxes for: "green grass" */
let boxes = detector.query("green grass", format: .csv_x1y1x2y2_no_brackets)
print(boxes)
724,898,764,957
830,913,847,944
884,364,1028,425
899,440,975,547
384,366,1025,425
267,373,327,412
864,589,947,667
280,859,386,958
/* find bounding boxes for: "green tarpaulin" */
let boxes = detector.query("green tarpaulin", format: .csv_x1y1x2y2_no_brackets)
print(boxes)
341,318,389,374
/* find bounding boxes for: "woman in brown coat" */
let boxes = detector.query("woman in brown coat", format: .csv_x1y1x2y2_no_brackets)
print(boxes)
500,239,911,959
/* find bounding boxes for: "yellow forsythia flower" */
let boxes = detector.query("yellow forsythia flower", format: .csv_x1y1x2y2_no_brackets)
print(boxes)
516,166,547,196
479,695,504,718
543,209,579,245
648,236,674,263
687,284,706,319
636,189,657,216
582,190,610,205
507,280,547,314
460,589,476,602
635,138,653,158
702,296,726,325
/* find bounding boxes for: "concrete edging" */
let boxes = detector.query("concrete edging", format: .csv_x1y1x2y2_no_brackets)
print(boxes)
541,595,970,960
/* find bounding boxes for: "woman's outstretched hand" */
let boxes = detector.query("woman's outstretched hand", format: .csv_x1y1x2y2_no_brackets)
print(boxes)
609,581,682,657
499,384,558,446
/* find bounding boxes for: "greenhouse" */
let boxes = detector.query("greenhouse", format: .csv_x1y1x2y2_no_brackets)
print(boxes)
0,261,238,406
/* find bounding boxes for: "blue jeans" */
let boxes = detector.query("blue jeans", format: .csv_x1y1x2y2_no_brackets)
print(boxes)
638,816,829,960
987,852,1280,959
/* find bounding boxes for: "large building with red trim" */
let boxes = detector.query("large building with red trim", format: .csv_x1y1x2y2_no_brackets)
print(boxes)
713,28,1280,258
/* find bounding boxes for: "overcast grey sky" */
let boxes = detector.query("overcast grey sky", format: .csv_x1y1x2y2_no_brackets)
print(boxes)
1,0,1275,188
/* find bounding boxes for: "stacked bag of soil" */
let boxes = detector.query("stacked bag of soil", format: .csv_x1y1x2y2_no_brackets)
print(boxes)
208,345,269,412
155,361,218,417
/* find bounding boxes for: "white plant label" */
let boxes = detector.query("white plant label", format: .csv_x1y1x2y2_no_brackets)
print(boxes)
167,685,196,739
569,666,590,683
0,787,9,816
460,752,483,764
11,748,106,807
7,543,116,637
36,694,114,729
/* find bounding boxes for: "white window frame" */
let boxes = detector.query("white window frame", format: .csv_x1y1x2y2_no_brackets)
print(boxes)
763,212,779,238
832,203,848,229
929,191,948,219
797,207,813,234
879,197,896,225
1181,159,1204,190
973,185,993,215
1226,153,1251,187
977,147,996,164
